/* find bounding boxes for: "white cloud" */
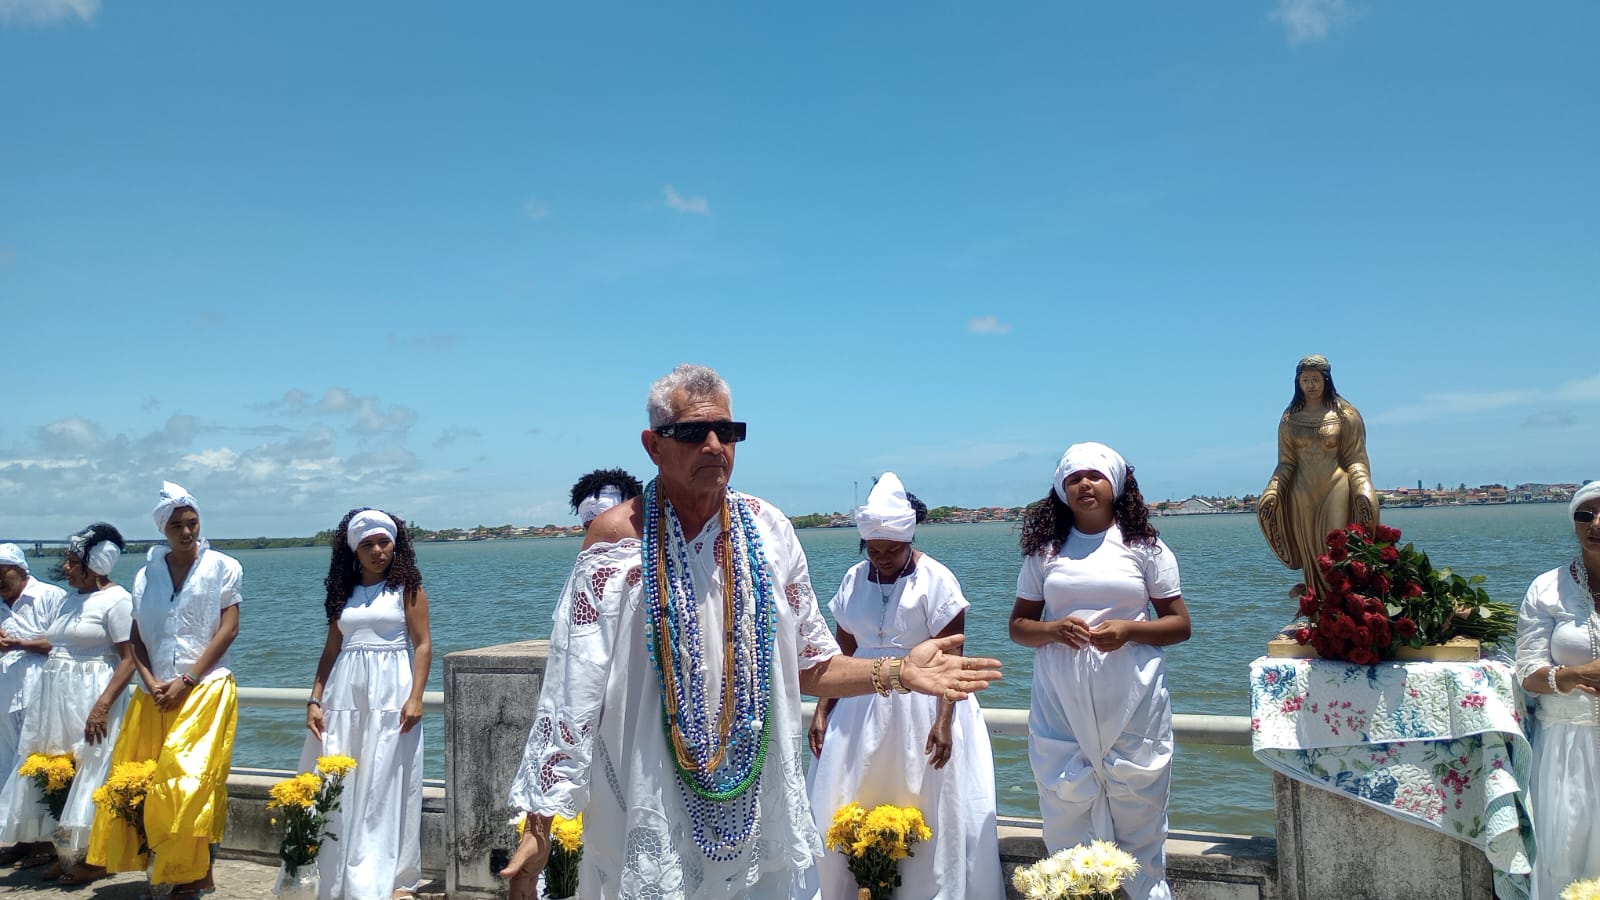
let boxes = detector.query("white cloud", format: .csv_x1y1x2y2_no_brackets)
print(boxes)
663,184,710,215
182,448,240,471
522,197,550,220
0,0,97,25
1371,372,1600,427
967,315,1012,336
1270,0,1351,45
317,387,357,414
37,417,101,454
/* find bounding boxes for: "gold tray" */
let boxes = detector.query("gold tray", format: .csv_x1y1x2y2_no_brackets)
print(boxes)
1266,627,1482,661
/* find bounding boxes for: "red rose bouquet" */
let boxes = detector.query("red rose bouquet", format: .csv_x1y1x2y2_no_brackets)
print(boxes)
1291,523,1516,664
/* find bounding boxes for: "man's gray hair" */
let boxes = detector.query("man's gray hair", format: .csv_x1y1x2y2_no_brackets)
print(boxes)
646,364,732,428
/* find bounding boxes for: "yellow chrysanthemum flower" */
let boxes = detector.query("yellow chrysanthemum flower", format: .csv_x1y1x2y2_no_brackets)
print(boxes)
551,813,584,853
267,771,323,809
316,755,357,778
1562,878,1600,900
824,802,866,854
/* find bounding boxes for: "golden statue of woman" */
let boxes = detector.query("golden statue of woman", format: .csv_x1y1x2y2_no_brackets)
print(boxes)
1257,355,1379,595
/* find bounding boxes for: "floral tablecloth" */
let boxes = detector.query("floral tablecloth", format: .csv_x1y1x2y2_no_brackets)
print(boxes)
1250,656,1533,900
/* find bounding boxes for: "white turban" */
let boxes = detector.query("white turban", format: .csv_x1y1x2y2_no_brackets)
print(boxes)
152,481,200,532
578,485,624,526
67,528,121,577
856,472,917,543
0,543,27,574
347,509,398,551
1052,442,1129,503
1571,481,1600,518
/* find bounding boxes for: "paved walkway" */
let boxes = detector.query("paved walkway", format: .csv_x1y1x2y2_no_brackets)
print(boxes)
0,858,447,897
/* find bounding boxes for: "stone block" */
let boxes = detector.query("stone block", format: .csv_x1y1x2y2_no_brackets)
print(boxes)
999,818,1279,900
1273,772,1493,900
444,640,550,899
218,768,447,877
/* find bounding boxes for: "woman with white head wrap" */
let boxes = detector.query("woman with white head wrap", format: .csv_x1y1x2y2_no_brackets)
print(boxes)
299,507,432,900
1009,443,1192,900
0,523,136,884
1516,481,1600,898
0,542,69,868
805,473,1004,899
89,483,244,898
569,468,644,530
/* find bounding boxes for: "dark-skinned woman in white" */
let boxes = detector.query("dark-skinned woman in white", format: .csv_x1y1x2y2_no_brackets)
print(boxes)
806,473,1002,898
1009,443,1191,900
89,482,243,900
302,508,432,900
1517,480,1600,898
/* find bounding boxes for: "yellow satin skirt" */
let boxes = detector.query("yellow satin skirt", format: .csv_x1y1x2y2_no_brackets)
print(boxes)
87,675,238,884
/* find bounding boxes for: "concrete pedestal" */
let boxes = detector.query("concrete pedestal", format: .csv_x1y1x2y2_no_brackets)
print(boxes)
444,640,550,899
1273,773,1493,900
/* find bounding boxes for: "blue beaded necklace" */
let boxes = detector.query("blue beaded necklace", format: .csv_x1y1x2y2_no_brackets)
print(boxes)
641,481,778,860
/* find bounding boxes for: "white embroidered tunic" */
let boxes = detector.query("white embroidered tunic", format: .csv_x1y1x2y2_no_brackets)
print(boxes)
1017,524,1182,900
132,542,243,683
509,493,840,899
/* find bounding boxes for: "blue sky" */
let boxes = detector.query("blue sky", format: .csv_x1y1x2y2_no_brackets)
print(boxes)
2,1,1596,538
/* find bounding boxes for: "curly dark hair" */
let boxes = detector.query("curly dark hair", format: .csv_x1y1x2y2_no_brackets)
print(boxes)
906,492,928,525
1018,469,1159,557
323,508,424,625
51,522,126,582
1288,359,1343,413
569,468,644,514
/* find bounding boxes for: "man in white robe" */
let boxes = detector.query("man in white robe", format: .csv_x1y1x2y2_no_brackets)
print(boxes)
502,364,1002,900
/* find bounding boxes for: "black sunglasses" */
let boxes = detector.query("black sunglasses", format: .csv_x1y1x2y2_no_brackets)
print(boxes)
1576,510,1600,524
653,420,748,444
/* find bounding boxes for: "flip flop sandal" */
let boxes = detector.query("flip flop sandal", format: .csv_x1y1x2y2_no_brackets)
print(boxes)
15,848,56,869
0,846,28,866
56,864,107,885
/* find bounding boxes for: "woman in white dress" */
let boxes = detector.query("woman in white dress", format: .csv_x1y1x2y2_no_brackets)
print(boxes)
1516,481,1600,899
0,541,69,868
303,508,433,900
0,523,136,884
1008,443,1192,900
807,474,1003,899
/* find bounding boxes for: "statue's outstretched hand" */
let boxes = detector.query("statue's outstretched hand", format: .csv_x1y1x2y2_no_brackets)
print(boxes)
901,634,1002,701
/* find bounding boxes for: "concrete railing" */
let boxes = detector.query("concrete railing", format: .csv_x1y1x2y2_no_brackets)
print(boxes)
225,646,1491,900
236,685,1252,744
236,685,446,713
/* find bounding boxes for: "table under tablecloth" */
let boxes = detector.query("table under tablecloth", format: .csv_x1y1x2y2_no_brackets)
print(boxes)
1249,656,1534,900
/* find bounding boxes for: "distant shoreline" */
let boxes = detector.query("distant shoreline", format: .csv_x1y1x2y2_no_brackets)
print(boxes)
10,495,1571,554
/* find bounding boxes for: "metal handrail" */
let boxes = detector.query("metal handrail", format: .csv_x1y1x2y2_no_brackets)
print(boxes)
237,686,446,714
234,687,1249,747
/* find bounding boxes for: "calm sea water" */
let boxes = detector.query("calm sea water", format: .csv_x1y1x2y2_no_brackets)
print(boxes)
84,503,1571,837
